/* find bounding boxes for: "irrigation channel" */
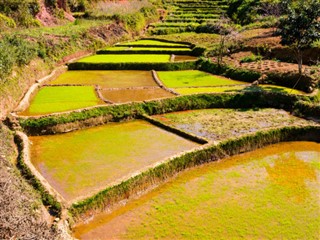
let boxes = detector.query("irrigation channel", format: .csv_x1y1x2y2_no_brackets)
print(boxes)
13,39,320,239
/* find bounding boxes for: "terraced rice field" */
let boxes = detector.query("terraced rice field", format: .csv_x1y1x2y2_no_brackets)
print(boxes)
100,87,174,103
21,86,104,116
157,70,246,88
152,108,316,141
78,54,171,63
73,141,320,239
150,0,228,35
49,70,157,88
29,120,200,202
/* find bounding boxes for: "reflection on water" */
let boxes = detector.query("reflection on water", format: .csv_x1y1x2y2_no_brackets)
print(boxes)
266,153,317,202
73,141,320,240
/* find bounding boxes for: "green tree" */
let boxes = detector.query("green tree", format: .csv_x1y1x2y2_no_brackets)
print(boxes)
278,0,320,75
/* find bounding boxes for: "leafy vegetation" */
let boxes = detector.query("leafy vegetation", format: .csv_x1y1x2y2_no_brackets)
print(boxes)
278,0,320,74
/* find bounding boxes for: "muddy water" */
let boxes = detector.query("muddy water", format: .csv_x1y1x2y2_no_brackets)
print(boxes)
49,70,157,88
73,141,320,239
174,55,198,61
101,87,174,103
29,120,199,202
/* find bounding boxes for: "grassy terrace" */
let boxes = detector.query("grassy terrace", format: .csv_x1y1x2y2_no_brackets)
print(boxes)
157,70,246,88
49,70,157,88
117,39,190,47
150,0,227,34
74,141,320,239
29,120,200,202
152,108,316,141
20,86,104,116
101,88,174,103
77,54,171,63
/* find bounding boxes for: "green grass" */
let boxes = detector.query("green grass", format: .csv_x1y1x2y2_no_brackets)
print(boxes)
21,86,103,115
29,120,199,202
157,70,246,88
49,70,157,88
73,141,320,239
118,39,189,47
175,85,306,95
78,54,171,63
153,108,316,141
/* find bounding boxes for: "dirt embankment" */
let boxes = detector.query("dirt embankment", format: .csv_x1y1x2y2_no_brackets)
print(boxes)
36,0,75,26
0,123,61,239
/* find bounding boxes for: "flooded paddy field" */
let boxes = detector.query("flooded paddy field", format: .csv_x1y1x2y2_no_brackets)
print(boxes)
20,86,104,116
73,141,320,239
173,55,199,61
152,108,317,141
29,120,200,202
49,70,157,88
100,87,174,103
157,70,246,88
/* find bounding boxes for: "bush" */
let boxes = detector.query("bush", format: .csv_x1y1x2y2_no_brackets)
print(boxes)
240,54,262,63
0,40,15,81
199,60,261,82
227,0,260,25
0,0,40,27
0,13,16,28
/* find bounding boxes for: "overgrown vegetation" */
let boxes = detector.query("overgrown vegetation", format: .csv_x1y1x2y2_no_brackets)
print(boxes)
0,0,40,28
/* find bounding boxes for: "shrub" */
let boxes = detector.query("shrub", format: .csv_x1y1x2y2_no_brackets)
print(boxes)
199,60,261,82
240,54,262,63
0,40,15,81
0,13,16,28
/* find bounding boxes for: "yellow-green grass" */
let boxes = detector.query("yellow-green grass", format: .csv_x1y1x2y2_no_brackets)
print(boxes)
29,120,200,202
20,86,104,116
118,40,189,47
102,47,192,51
77,54,171,63
175,84,305,95
49,71,157,88
157,70,246,88
73,141,320,239
153,109,316,141
101,88,174,103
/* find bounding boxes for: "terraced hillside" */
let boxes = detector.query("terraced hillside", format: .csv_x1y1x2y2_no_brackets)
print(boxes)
149,0,228,35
